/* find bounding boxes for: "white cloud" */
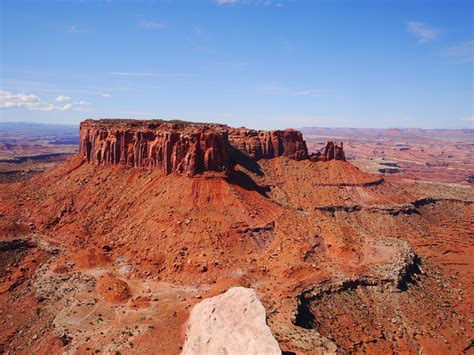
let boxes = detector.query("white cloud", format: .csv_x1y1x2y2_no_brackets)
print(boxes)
439,41,474,63
407,21,440,43
67,25,80,33
106,72,195,77
54,95,70,102
0,90,84,111
101,93,113,98
138,19,165,29
461,116,474,121
256,82,325,97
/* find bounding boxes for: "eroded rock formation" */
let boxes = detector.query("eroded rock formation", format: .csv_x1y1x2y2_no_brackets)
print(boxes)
80,120,232,176
228,128,309,160
80,119,349,177
79,119,311,176
310,141,346,162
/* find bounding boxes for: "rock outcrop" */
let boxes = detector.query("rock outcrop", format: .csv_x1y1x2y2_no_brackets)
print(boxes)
181,287,280,355
80,119,232,177
79,119,311,176
228,128,309,161
310,141,346,162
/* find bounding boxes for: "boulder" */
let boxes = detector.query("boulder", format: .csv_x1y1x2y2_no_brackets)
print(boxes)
181,287,280,355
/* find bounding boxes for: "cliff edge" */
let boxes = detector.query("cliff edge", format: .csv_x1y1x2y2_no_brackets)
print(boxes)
79,119,344,176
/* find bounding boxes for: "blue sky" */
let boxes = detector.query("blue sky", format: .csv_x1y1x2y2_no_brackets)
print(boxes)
0,0,473,129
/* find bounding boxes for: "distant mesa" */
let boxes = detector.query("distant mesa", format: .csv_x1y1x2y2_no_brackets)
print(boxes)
79,119,346,176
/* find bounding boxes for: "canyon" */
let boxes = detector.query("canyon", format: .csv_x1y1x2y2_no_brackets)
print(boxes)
303,127,473,185
0,119,473,354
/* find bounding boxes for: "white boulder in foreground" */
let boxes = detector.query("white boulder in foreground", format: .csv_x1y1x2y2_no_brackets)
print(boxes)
181,287,281,355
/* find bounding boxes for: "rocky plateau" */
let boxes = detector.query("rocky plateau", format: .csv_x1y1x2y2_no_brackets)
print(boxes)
79,119,311,177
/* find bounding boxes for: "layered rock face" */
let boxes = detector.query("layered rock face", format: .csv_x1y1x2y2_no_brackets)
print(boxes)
80,120,232,176
310,141,346,162
228,128,309,161
79,119,311,176
79,119,347,176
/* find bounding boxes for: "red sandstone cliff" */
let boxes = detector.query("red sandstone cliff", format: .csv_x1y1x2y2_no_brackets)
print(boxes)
79,119,345,176
79,120,232,176
310,141,346,162
228,128,308,160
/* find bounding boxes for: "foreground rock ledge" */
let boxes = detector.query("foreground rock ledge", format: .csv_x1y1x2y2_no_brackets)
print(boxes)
181,287,281,355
